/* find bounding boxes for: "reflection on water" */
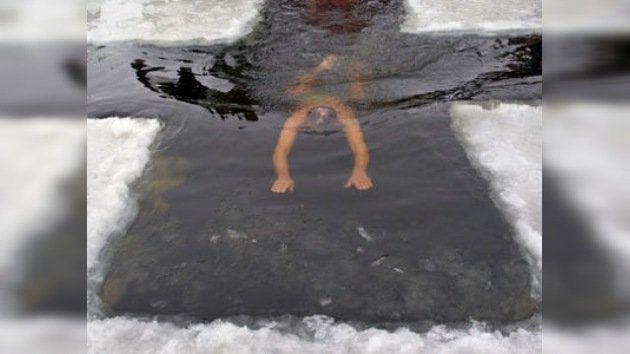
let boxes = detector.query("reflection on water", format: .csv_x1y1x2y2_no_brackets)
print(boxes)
139,157,190,214
132,59,259,121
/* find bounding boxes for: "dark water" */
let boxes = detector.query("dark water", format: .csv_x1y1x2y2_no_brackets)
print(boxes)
88,0,541,324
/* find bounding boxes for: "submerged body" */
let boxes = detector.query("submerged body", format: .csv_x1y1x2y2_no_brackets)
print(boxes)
271,55,373,193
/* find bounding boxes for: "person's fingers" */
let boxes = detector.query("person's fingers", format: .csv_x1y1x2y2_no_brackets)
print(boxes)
272,181,294,194
356,181,373,190
272,183,284,193
344,180,352,188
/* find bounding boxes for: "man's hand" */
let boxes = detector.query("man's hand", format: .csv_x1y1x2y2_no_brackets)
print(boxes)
317,55,337,71
271,177,295,193
344,171,373,191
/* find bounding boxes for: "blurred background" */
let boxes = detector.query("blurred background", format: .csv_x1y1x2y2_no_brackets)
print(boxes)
544,0,630,353
0,0,629,353
0,1,85,353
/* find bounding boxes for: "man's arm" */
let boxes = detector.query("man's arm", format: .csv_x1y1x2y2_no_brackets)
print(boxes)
349,60,366,101
271,108,308,193
289,55,337,96
337,105,373,190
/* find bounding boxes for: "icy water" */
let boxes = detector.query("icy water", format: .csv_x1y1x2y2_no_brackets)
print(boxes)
87,0,542,352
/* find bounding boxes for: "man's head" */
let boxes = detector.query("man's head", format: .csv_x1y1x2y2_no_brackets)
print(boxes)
304,106,341,133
